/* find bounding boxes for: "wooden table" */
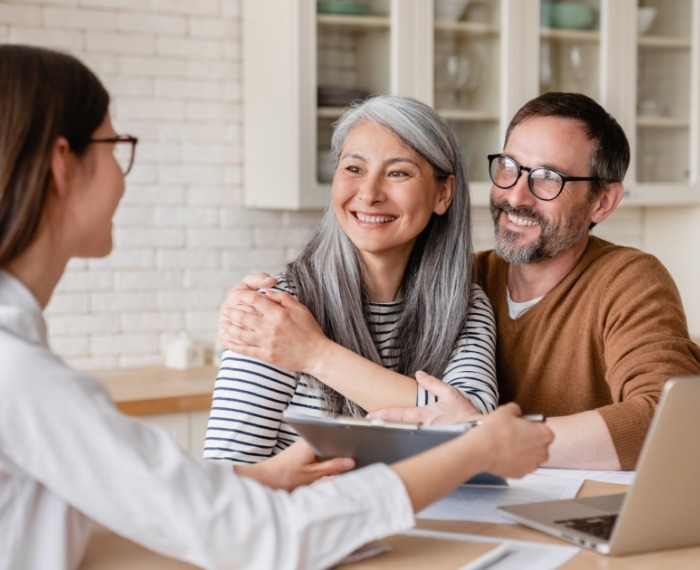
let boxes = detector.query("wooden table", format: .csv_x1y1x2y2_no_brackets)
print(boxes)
90,365,218,416
80,479,700,569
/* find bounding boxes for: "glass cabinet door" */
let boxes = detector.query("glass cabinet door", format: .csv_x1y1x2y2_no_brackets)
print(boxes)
316,0,392,184
538,0,601,100
635,0,694,185
433,0,502,182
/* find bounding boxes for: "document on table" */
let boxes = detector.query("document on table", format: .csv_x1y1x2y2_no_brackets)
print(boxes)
404,528,580,570
417,472,584,524
533,467,636,485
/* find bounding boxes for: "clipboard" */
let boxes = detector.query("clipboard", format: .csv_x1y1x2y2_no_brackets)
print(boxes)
282,410,507,486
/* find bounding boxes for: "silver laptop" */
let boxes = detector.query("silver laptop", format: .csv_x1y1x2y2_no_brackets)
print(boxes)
498,377,700,555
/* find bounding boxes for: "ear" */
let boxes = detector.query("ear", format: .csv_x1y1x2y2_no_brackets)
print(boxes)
590,182,625,225
49,136,73,198
434,174,456,215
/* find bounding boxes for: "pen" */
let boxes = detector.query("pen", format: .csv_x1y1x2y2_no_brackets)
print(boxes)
463,414,546,428
458,543,511,570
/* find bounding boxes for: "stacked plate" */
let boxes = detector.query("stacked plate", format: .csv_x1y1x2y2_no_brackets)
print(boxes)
317,1,371,15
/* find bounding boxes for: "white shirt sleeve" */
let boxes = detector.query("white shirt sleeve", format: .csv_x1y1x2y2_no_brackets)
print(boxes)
0,348,414,570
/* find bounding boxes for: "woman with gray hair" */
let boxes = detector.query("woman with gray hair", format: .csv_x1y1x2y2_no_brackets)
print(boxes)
205,95,497,464
0,47,553,570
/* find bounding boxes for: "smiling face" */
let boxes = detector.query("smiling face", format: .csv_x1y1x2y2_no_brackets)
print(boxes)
489,115,597,264
332,122,454,272
65,113,126,258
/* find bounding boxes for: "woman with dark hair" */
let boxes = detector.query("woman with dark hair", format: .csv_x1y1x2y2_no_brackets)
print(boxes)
206,95,498,464
0,45,552,570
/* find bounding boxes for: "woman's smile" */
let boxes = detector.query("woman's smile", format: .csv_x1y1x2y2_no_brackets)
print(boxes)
353,211,398,224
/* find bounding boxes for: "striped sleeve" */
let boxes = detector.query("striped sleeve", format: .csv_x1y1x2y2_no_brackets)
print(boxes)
203,351,300,464
416,284,498,413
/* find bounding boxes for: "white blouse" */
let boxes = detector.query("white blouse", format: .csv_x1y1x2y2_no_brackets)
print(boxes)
0,271,414,570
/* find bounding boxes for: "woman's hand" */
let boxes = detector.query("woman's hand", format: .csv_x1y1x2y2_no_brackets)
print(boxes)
217,273,277,345
367,371,482,425
234,441,355,491
389,402,553,512
218,273,332,374
469,403,553,479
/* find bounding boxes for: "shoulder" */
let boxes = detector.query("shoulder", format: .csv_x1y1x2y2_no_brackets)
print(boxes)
585,237,673,284
472,249,507,291
469,283,493,311
465,283,496,331
0,331,109,421
473,249,501,271
271,273,299,298
576,237,683,315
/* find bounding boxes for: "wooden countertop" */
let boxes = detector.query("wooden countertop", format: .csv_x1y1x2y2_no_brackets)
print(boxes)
89,365,218,416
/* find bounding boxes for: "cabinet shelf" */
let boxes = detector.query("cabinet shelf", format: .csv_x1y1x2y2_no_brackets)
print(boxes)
318,106,354,118
638,36,692,49
438,109,499,121
540,28,599,43
637,116,690,129
317,13,390,30
435,21,500,36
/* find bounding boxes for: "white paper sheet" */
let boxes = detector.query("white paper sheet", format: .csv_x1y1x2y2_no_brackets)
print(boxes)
533,467,636,485
417,473,584,524
404,528,580,570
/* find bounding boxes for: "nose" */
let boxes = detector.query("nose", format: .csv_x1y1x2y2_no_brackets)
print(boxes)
498,169,536,208
358,171,386,204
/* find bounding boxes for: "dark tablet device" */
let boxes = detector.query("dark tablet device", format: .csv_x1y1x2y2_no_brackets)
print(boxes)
282,410,507,486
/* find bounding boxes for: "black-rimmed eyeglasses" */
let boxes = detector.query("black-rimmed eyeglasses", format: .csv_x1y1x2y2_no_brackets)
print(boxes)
87,135,139,176
487,153,601,201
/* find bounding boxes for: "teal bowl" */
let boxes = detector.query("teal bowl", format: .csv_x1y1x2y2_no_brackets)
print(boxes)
550,3,595,30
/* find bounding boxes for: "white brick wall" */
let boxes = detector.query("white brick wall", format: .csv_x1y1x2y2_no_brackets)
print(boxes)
2,1,647,371
3,0,320,370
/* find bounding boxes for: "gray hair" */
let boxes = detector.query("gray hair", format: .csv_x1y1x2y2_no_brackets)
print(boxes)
287,95,473,416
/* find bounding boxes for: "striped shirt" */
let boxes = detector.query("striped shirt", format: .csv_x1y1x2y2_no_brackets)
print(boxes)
204,281,497,464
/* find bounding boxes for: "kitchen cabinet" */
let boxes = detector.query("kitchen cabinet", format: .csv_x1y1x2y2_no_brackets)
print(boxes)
141,410,210,455
242,0,699,209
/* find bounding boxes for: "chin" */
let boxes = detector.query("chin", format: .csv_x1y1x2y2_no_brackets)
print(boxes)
80,240,114,259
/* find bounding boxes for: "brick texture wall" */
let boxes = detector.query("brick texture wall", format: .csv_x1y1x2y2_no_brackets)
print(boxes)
1,0,646,370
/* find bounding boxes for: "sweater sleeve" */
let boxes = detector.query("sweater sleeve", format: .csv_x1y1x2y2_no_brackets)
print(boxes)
595,251,700,469
416,285,499,413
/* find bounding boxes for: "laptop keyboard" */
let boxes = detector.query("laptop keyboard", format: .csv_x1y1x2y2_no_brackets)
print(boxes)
555,514,618,540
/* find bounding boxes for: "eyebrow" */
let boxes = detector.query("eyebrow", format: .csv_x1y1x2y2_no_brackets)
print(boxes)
502,153,564,172
339,152,421,168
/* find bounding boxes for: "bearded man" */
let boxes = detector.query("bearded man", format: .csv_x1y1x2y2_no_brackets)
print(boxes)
374,92,700,471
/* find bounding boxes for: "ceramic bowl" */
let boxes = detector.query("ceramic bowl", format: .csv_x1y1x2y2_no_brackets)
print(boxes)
637,7,657,35
550,3,596,30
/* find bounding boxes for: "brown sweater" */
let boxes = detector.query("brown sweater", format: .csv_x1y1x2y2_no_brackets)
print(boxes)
474,236,700,470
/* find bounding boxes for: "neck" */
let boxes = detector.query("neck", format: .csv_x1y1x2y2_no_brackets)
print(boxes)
5,232,69,309
507,235,589,302
361,253,408,303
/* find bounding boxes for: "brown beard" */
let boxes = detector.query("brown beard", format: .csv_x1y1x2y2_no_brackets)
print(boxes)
489,196,590,264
